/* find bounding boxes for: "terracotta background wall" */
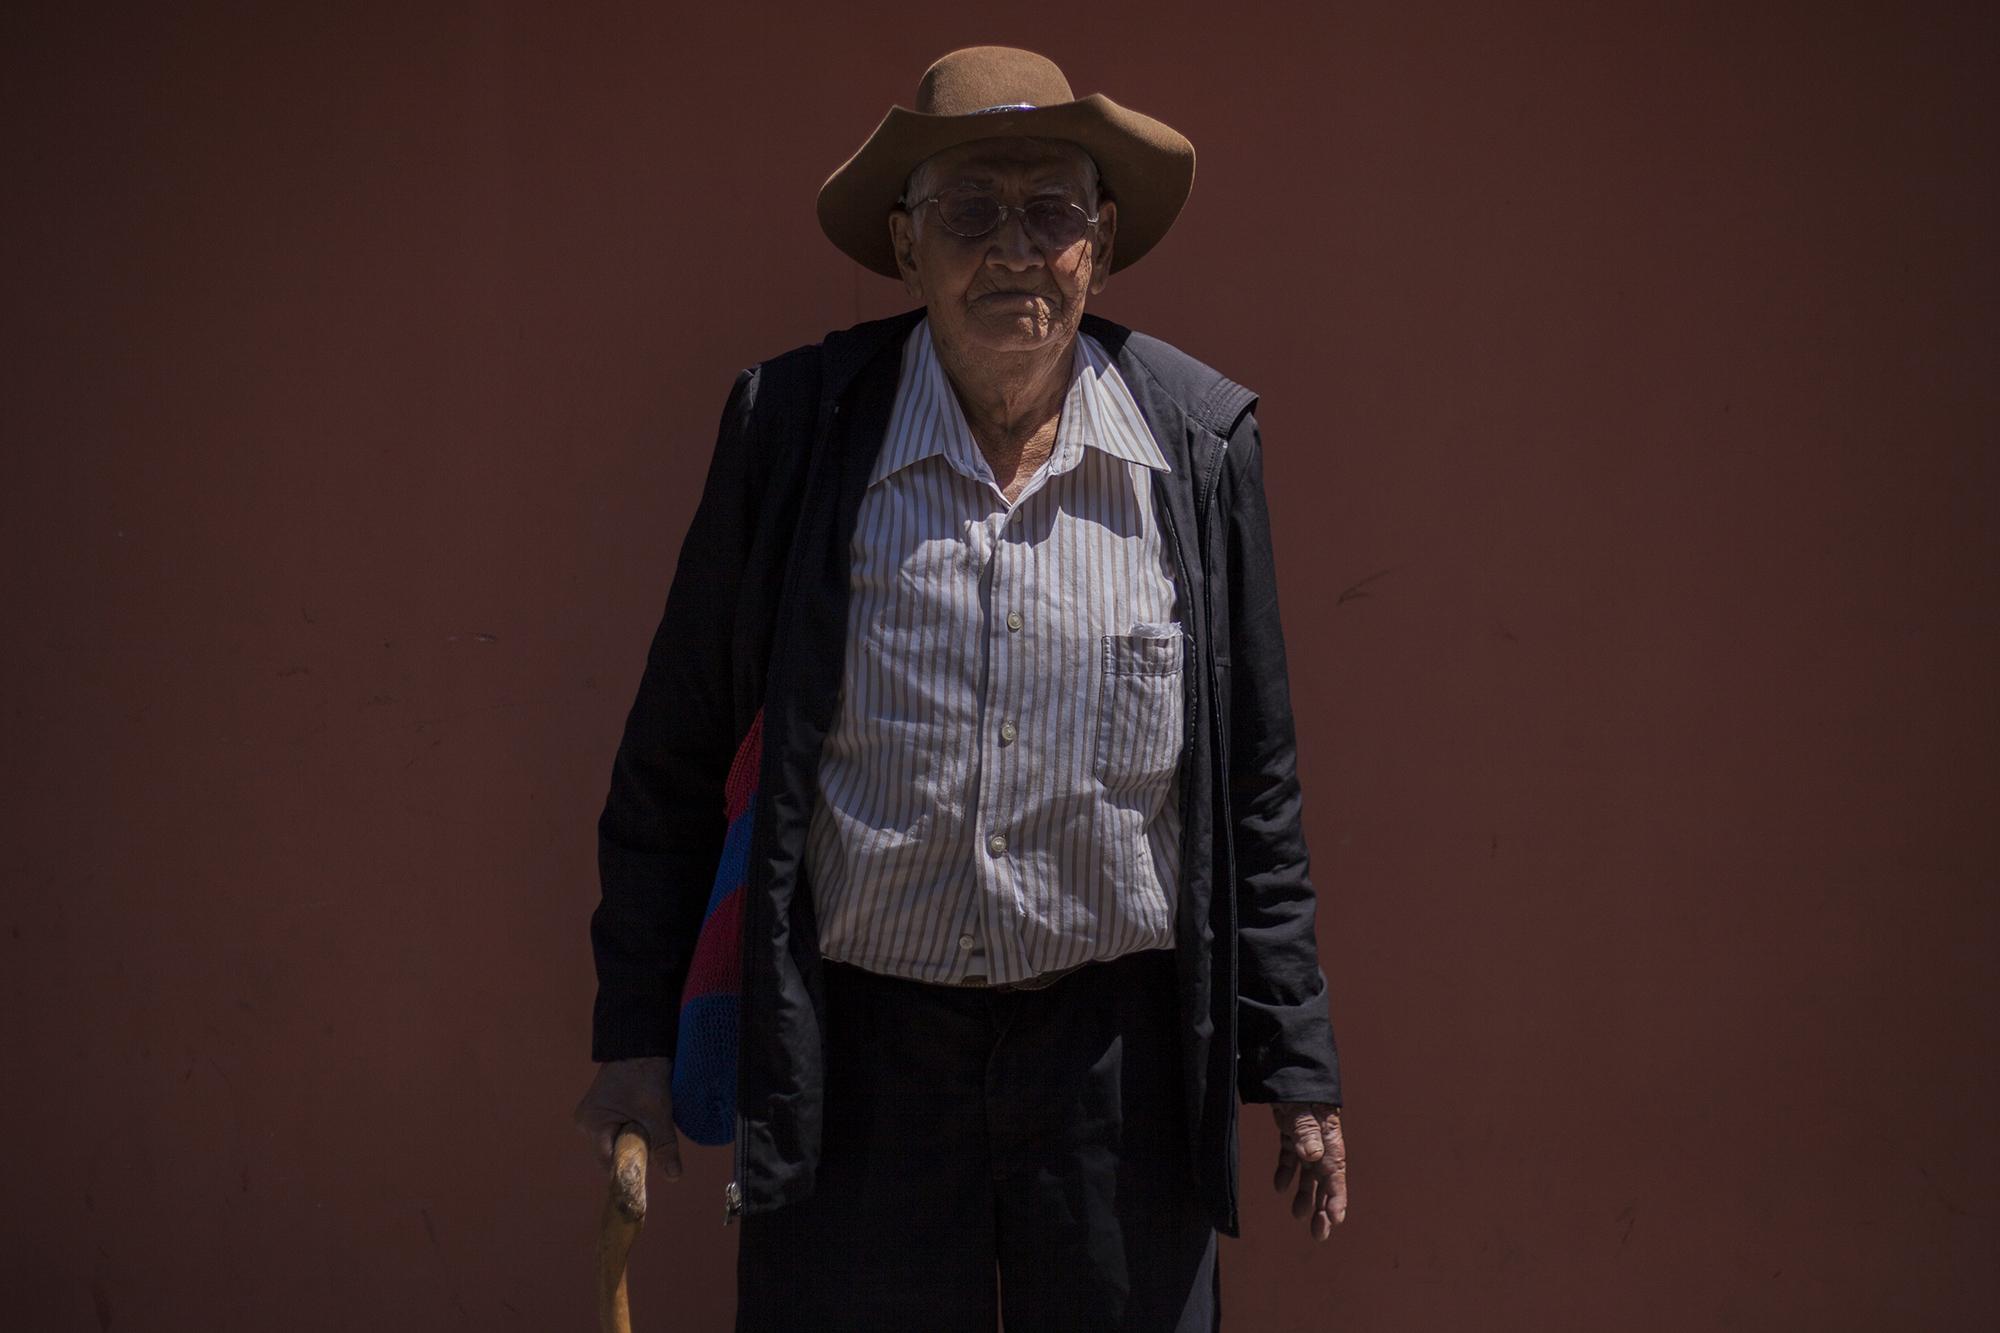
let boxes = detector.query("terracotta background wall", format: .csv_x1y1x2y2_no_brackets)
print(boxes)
4,2,1994,1328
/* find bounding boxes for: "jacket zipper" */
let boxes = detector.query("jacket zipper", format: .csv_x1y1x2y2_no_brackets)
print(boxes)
1182,427,1239,1218
725,387,842,1227
1198,426,1243,1233
1163,527,1192,736
1155,472,1200,862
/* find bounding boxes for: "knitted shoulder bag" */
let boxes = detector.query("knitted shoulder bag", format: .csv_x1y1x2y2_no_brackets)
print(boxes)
668,706,763,1146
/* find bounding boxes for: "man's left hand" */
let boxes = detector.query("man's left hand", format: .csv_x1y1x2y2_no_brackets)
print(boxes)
1270,1102,1349,1240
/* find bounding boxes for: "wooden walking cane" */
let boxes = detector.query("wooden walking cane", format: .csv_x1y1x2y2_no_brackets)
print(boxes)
596,1124,650,1333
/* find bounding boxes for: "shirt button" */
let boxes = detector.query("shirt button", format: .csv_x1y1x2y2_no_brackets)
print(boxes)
958,934,975,951
986,833,1007,856
1005,611,1023,631
999,720,1017,743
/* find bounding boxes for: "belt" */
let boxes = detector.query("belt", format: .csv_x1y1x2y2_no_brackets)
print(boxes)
958,958,1093,992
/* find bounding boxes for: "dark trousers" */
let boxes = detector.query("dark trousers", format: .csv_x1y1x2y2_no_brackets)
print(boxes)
735,947,1219,1332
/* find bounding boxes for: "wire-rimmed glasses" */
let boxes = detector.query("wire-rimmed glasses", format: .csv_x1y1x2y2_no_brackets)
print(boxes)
905,187,1102,250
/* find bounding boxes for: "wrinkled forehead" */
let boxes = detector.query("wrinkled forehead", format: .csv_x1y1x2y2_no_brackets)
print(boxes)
927,136,1095,190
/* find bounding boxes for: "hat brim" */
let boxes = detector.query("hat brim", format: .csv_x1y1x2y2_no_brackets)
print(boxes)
817,92,1195,279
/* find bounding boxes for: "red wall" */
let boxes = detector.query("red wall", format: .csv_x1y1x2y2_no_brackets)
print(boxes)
4,3,1995,1328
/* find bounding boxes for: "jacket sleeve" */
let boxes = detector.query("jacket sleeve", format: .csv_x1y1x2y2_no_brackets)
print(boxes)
589,365,762,1063
1222,408,1344,1106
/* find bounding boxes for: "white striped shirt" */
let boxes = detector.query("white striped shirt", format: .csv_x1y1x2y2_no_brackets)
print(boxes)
804,315,1185,986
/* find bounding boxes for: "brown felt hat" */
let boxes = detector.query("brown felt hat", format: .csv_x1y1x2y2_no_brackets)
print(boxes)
818,46,1196,279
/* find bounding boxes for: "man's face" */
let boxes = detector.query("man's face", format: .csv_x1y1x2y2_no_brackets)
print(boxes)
887,137,1118,361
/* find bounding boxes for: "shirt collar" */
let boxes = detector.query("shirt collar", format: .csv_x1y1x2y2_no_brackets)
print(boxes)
870,315,1170,487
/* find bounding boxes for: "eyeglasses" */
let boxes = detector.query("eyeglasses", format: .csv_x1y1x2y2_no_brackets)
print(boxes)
905,187,1101,251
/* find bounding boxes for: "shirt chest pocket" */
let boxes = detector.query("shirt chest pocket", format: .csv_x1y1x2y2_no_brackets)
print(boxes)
1093,626,1187,801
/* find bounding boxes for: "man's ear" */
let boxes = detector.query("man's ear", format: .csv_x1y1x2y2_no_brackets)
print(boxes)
889,209,924,300
1086,198,1117,295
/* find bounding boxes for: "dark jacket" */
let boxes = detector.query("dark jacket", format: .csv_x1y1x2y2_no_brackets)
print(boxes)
590,306,1342,1238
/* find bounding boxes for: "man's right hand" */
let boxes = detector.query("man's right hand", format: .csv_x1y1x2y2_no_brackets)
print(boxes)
573,1056,683,1180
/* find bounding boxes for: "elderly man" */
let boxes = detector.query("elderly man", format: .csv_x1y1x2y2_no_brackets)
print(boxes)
574,45,1348,1332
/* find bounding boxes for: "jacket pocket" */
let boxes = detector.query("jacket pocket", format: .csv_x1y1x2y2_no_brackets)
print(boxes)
1093,626,1186,801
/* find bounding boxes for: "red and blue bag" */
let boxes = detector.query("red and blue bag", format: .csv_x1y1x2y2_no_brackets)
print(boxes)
669,707,762,1145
